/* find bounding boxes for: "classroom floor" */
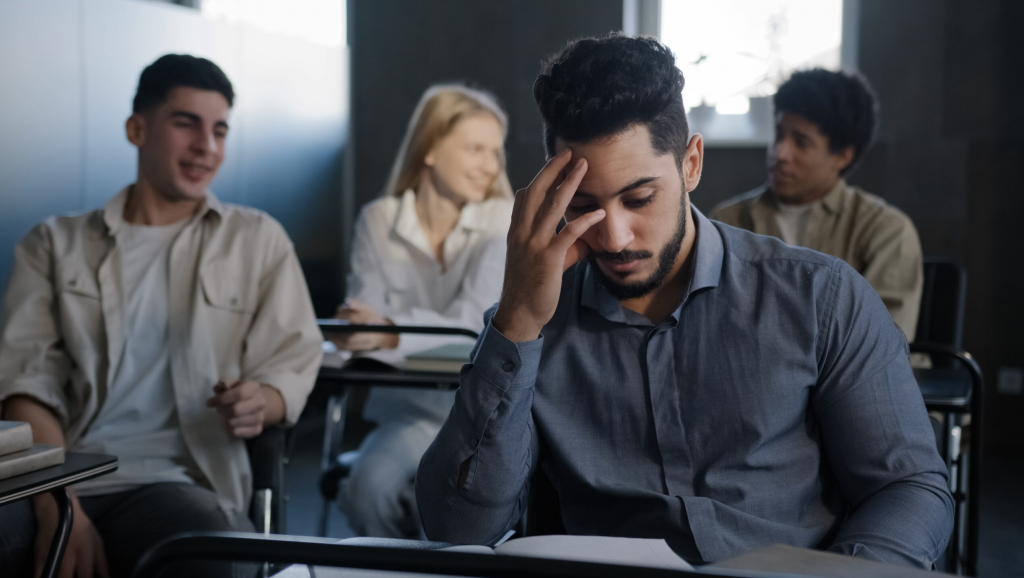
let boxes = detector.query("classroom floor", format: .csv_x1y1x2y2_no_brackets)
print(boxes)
283,407,1024,577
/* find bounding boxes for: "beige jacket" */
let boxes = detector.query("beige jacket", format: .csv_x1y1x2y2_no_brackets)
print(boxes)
712,179,923,341
0,188,323,512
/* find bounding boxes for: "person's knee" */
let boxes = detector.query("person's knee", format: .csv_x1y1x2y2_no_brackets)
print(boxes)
142,483,252,534
340,463,405,533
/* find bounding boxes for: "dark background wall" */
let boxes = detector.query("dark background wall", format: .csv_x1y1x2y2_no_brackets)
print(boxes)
348,0,624,210
349,0,1024,451
0,0,347,317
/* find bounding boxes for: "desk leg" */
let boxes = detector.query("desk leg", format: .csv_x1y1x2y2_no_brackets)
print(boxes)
40,488,73,578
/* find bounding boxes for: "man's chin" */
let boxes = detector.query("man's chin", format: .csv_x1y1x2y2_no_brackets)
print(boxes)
592,265,660,301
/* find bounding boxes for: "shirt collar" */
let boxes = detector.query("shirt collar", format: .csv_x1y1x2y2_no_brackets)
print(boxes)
581,206,725,325
101,186,224,237
760,178,848,216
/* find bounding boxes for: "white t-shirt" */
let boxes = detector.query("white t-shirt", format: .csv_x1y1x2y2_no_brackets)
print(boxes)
74,219,199,495
774,201,816,246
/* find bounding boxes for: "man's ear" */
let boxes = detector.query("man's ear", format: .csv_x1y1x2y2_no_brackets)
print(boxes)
682,133,704,193
834,146,856,173
126,114,146,148
423,147,437,167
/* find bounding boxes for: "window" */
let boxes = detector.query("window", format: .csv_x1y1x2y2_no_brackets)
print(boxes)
202,0,346,47
658,0,845,145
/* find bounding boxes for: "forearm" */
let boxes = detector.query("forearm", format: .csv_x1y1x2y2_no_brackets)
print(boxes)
2,395,65,447
416,322,543,544
3,396,76,510
829,473,953,568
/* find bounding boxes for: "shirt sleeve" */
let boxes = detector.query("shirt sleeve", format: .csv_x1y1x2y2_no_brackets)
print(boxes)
416,306,544,545
0,223,74,424
857,211,924,341
242,217,324,427
346,208,391,316
814,263,953,568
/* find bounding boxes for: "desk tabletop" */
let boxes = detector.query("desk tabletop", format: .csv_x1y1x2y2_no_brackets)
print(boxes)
0,452,117,505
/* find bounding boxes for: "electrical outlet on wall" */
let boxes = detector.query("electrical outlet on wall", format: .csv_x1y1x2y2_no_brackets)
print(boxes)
996,367,1024,396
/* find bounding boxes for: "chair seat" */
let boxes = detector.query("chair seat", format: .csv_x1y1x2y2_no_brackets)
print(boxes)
914,366,973,409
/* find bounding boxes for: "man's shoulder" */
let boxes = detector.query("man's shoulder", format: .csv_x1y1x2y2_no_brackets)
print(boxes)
709,185,767,225
715,219,846,276
22,209,105,247
216,202,290,242
843,185,919,237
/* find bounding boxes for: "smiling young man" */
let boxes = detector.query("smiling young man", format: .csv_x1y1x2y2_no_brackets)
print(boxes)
416,36,952,568
0,55,322,577
712,69,923,340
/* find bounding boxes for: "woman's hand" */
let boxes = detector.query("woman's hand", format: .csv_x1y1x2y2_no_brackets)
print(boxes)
333,298,400,351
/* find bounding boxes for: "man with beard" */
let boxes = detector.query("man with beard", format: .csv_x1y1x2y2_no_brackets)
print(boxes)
416,35,952,569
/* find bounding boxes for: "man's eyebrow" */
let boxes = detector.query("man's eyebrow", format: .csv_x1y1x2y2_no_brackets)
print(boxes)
574,176,660,199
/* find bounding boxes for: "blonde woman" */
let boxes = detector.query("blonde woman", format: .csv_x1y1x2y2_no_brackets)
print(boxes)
336,85,514,538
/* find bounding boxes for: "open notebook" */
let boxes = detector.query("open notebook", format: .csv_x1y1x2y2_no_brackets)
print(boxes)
323,342,475,374
277,535,693,578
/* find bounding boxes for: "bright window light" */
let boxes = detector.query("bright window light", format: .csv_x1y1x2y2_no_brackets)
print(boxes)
660,0,843,143
202,0,346,47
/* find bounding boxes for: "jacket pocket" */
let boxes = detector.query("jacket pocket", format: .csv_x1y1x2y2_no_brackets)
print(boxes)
55,269,101,300
200,262,258,314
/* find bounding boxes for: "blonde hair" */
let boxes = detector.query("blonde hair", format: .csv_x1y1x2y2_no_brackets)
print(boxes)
382,84,514,200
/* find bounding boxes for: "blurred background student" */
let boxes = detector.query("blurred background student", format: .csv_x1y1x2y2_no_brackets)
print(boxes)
333,84,514,538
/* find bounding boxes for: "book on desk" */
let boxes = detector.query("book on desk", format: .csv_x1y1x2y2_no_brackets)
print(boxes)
0,421,65,481
323,342,474,374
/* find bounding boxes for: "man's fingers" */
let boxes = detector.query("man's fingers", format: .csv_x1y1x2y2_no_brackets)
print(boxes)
233,424,263,438
218,397,265,419
554,209,605,269
521,149,573,233
507,187,527,244
229,413,263,429
207,380,258,407
537,157,588,235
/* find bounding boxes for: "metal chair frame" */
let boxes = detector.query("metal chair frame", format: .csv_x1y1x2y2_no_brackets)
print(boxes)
316,321,479,536
910,343,983,577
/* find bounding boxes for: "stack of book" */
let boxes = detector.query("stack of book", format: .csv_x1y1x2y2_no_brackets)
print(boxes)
0,421,65,481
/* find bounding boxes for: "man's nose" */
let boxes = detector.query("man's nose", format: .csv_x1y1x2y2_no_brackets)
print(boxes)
595,211,635,254
191,129,217,155
773,138,794,163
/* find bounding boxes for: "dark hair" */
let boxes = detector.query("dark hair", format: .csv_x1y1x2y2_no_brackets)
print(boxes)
534,33,688,164
773,68,878,175
132,54,234,114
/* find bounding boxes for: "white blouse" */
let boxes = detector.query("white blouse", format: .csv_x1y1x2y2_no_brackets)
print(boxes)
347,189,513,423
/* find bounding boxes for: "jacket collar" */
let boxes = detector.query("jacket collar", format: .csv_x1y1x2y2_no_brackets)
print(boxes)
98,186,224,238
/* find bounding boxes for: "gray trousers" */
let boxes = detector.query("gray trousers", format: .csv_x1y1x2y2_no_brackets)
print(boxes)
338,419,442,539
0,482,254,577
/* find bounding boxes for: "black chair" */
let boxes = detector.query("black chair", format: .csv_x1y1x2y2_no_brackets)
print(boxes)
910,258,982,576
247,427,290,535
316,322,480,536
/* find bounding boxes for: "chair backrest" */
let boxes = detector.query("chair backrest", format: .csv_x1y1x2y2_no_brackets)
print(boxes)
914,258,967,348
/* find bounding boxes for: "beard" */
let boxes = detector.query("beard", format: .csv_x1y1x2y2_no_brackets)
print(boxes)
588,193,688,301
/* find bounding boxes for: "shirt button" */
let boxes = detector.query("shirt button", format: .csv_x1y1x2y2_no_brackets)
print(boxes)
502,361,515,373
68,279,77,287
230,297,238,305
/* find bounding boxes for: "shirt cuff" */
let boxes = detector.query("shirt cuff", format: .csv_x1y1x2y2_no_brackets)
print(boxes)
469,321,544,391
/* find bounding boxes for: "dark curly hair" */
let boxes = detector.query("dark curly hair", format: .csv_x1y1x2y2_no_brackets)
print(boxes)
534,34,688,164
773,68,878,175
133,54,234,114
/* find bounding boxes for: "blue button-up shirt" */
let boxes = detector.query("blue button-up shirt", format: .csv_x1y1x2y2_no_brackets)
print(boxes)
417,209,952,568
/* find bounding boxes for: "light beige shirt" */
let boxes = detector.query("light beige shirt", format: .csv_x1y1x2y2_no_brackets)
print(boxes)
0,188,323,512
711,179,924,341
